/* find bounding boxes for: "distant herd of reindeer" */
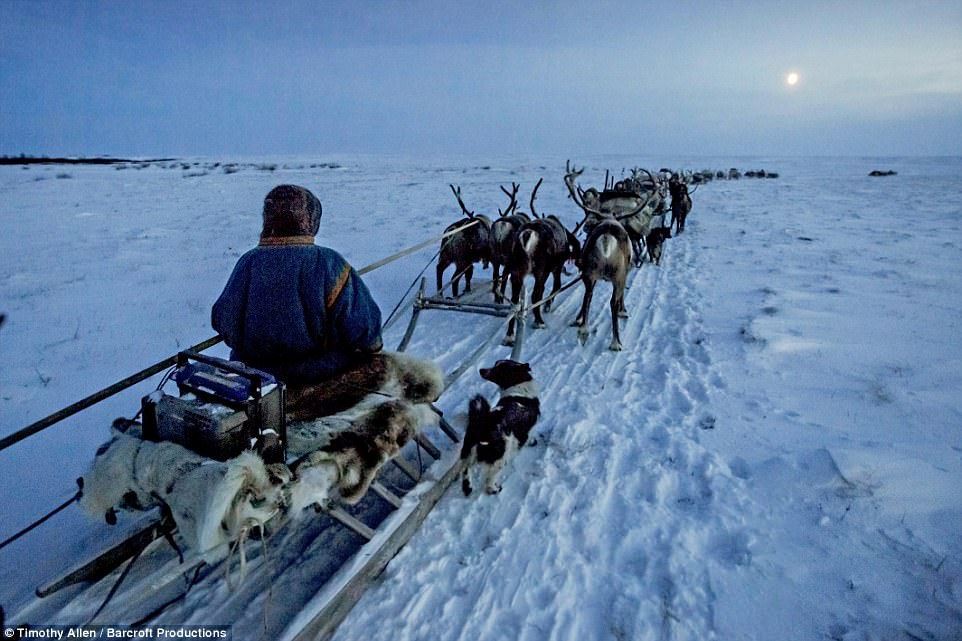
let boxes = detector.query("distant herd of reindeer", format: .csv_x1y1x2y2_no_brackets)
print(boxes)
434,161,712,352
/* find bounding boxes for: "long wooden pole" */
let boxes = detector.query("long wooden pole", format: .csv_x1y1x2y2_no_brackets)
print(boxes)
0,336,222,453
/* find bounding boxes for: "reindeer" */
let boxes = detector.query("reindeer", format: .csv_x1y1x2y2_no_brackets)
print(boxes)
564,161,660,267
625,167,668,214
489,182,530,303
668,175,693,234
437,185,492,298
572,217,632,351
503,179,580,345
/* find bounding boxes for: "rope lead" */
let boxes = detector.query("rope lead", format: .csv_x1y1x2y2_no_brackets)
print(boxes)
0,488,82,552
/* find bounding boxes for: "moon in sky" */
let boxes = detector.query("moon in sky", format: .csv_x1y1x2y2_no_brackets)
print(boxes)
786,72,800,86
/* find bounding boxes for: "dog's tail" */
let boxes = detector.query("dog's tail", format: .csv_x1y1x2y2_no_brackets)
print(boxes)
468,394,490,421
461,395,490,461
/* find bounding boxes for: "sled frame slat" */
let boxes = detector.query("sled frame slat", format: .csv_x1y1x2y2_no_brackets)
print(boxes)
436,414,460,443
509,287,528,362
396,278,426,352
391,456,421,483
325,507,376,541
413,434,441,460
370,482,403,509
421,296,515,314
420,300,513,318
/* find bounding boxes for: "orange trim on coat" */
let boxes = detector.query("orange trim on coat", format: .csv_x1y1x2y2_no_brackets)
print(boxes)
326,263,352,309
258,235,315,246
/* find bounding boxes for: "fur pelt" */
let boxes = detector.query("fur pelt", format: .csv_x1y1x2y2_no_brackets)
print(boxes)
286,351,443,422
80,422,288,561
288,400,438,510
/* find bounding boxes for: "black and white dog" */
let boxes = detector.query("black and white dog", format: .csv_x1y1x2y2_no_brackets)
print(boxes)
461,360,540,495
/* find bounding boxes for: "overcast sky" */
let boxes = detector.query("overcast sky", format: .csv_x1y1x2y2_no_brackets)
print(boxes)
2,0,960,157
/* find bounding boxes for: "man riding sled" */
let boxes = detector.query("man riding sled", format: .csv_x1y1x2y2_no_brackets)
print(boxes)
212,185,442,507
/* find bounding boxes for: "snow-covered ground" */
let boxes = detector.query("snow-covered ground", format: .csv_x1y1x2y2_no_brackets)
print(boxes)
1,155,960,640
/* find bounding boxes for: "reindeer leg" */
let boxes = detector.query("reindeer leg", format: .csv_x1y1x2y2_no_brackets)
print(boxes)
503,273,522,346
464,264,474,294
492,263,502,303
609,287,624,351
572,280,589,327
576,280,594,344
544,267,562,313
532,274,547,328
436,262,446,297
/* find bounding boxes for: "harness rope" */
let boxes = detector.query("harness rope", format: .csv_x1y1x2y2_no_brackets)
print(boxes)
382,247,441,330
0,490,82,552
258,525,275,640
86,542,147,624
131,563,206,626
383,226,480,330
224,512,276,592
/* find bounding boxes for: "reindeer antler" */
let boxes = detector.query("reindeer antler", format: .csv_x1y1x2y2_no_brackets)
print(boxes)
498,182,520,217
529,177,544,218
564,159,604,221
613,168,659,222
450,184,474,218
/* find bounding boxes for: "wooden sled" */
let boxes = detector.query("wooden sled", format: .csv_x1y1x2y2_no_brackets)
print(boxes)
18,276,529,639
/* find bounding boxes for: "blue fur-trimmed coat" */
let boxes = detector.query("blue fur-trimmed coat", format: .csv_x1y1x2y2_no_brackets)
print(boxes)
212,238,383,384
